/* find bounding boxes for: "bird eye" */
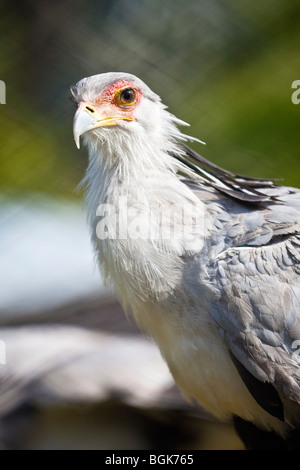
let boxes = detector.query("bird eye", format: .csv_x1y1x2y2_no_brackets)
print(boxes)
116,88,137,107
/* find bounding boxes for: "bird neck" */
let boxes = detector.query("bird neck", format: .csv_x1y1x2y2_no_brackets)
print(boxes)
83,130,186,208
82,133,205,308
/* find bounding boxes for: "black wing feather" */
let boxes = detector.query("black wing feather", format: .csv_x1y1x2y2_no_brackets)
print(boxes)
230,352,285,421
173,145,280,204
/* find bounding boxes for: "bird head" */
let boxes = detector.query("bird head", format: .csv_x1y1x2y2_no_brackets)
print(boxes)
71,72,171,150
71,72,205,175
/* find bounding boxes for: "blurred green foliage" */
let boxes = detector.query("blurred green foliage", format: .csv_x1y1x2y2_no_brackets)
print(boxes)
0,0,299,199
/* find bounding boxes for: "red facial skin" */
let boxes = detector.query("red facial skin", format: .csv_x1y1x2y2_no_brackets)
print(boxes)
94,80,142,118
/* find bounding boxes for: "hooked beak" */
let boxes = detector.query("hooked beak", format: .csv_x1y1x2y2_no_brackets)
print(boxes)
73,103,134,149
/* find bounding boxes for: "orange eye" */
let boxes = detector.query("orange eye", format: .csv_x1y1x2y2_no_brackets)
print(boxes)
115,87,137,107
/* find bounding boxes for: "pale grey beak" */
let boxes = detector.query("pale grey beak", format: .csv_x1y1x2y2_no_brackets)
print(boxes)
73,105,98,149
73,104,135,149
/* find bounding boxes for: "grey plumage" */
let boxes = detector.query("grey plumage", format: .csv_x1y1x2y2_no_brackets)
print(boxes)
72,72,300,444
203,187,300,426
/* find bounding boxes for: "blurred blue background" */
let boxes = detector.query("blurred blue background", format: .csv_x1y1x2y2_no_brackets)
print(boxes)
0,0,299,450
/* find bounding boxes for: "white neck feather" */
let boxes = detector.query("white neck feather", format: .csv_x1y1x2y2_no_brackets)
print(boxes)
81,116,206,312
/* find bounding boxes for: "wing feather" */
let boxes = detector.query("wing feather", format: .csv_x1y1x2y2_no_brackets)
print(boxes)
207,237,300,425
176,145,300,424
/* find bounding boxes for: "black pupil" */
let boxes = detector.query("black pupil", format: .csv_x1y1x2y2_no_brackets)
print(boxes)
121,88,135,102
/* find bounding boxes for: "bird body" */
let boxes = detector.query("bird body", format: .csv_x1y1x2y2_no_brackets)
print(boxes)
72,72,300,447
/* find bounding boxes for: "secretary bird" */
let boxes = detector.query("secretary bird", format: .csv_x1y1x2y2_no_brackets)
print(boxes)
71,72,300,449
